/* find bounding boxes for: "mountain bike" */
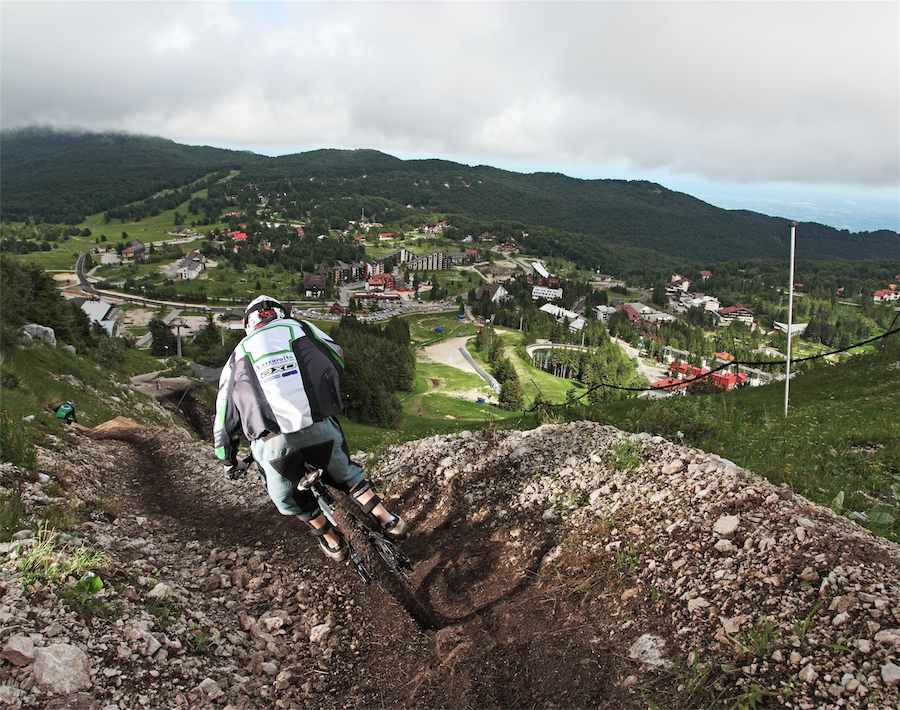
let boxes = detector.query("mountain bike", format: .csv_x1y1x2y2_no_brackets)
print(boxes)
236,456,438,629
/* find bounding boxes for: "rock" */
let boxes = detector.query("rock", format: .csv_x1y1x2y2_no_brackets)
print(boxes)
714,539,737,554
799,566,819,582
1,634,35,666
22,323,56,347
309,623,332,644
798,664,818,683
881,662,900,687
661,459,684,475
261,661,279,676
832,612,850,627
61,344,77,355
198,677,224,700
688,597,711,613
275,670,293,690
873,628,900,648
11,530,33,541
622,674,638,688
627,634,671,669
0,685,23,706
32,644,92,694
712,515,739,538
147,582,173,600
857,639,872,653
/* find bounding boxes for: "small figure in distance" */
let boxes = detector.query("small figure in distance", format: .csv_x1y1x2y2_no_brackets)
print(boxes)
53,400,77,425
213,295,407,562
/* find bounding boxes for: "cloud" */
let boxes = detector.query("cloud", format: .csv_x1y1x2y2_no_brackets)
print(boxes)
1,1,897,187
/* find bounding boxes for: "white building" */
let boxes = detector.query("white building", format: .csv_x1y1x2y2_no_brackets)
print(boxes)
177,250,206,280
594,305,617,323
531,261,551,279
627,302,676,323
539,303,586,332
80,299,119,337
532,286,563,301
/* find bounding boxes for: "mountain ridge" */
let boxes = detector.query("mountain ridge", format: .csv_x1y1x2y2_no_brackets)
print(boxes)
2,127,898,266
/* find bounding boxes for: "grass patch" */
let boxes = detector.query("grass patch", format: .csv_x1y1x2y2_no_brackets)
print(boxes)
611,439,643,472
146,598,182,629
18,526,110,587
56,572,121,622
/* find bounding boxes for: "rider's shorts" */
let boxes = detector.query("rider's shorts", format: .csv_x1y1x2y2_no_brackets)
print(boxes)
250,417,365,519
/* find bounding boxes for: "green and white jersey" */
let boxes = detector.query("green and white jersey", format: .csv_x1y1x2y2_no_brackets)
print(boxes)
213,318,344,462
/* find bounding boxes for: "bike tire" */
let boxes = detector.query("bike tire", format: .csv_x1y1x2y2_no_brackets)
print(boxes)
335,497,440,630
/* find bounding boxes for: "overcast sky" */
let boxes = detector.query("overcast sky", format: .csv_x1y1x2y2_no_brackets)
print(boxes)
2,1,898,231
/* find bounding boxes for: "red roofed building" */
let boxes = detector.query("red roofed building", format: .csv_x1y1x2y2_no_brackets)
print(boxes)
367,273,396,292
621,303,642,324
873,289,900,303
715,351,734,362
378,231,399,241
716,304,754,327
230,231,248,241
669,360,710,380
711,370,748,391
699,270,713,281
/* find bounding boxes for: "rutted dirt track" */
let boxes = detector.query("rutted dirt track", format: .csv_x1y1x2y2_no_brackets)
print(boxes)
3,417,899,708
87,422,623,708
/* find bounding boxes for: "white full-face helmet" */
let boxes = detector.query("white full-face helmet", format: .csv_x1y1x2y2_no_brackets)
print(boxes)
244,295,287,335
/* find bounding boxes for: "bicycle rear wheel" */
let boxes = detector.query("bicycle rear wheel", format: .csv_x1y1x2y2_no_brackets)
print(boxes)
335,498,440,630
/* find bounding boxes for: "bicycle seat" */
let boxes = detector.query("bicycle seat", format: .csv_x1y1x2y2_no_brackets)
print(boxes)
297,466,323,491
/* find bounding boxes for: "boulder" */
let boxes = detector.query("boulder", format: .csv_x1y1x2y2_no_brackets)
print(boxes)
32,644,92,694
21,323,56,348
147,582,173,600
61,344,77,355
712,514,740,538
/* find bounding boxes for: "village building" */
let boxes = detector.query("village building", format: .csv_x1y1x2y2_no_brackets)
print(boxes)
122,240,146,262
532,285,563,301
366,273,396,292
594,305,617,323
77,298,120,337
303,273,326,299
177,250,206,280
539,303,586,332
474,283,510,304
873,288,900,303
716,304,754,327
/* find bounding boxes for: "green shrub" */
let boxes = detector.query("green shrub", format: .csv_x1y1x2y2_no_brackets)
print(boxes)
0,409,36,472
0,488,27,542
611,439,643,472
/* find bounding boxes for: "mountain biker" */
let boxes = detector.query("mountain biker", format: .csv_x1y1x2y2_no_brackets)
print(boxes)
54,400,77,424
213,295,407,562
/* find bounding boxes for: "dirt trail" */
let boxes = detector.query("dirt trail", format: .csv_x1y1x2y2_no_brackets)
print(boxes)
83,422,620,709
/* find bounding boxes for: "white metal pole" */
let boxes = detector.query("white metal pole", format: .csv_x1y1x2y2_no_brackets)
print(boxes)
784,223,797,417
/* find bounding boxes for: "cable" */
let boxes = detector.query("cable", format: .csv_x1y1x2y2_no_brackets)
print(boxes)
522,325,900,411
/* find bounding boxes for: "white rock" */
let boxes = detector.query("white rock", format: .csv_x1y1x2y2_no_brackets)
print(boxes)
627,634,671,669
832,612,850,627
1,634,34,666
309,623,332,644
713,515,739,538
198,677,224,699
147,582,173,600
22,323,56,347
32,644,92,694
880,662,900,687
798,664,818,683
661,459,684,475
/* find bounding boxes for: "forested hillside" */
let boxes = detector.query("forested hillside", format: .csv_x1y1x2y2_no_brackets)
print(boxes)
2,128,897,265
0,128,252,223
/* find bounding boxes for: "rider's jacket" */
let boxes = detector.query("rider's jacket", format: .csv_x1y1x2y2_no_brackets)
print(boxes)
213,318,344,463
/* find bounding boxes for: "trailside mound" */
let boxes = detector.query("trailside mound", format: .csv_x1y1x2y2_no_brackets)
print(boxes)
373,422,899,709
